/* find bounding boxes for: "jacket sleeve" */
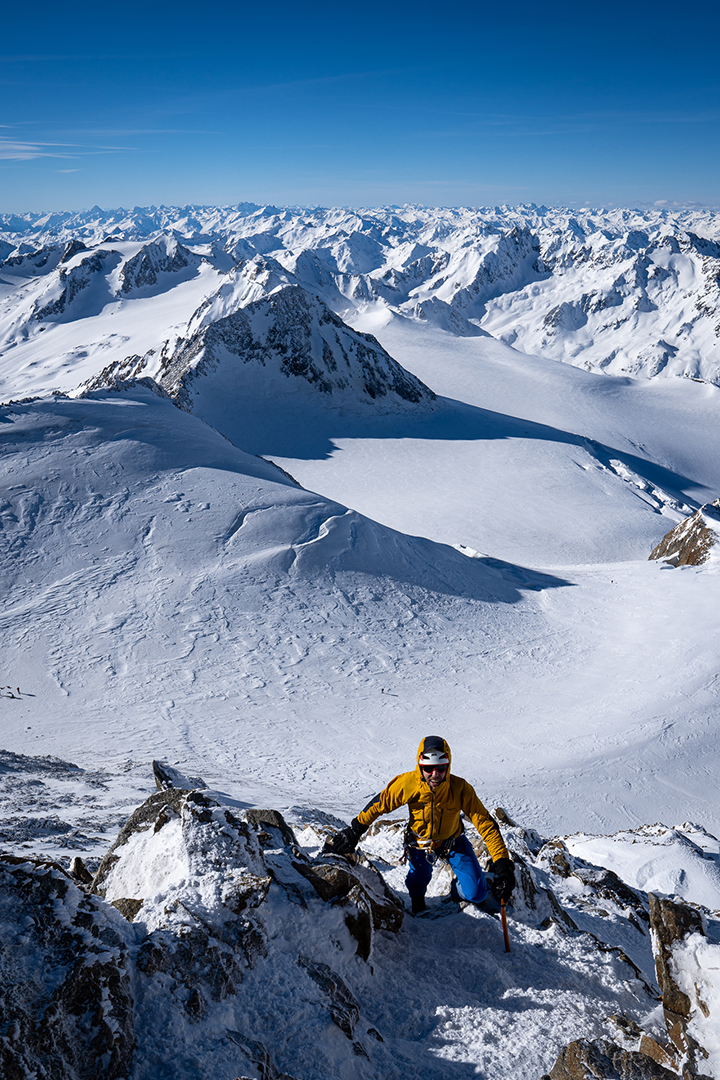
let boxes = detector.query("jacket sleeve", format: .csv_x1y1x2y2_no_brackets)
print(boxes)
460,782,510,863
356,773,413,830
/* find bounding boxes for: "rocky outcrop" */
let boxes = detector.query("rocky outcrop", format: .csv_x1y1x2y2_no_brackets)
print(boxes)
118,236,197,293
0,784,408,1078
543,1037,679,1079
649,894,717,1079
3,764,720,1080
544,891,720,1080
649,501,720,566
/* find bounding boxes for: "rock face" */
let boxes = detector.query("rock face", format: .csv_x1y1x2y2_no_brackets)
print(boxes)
544,1037,679,1079
544,892,720,1080
649,500,720,566
119,236,196,294
0,786,408,1078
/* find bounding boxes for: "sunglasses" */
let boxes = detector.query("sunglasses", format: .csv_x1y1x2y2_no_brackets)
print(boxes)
420,764,448,774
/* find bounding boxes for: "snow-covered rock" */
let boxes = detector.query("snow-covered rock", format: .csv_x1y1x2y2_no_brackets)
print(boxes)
30,248,123,323
649,893,719,1079
649,501,720,566
0,854,135,1080
118,235,201,295
6,748,720,1080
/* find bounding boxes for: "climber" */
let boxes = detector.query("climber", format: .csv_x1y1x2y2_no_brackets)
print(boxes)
325,735,515,915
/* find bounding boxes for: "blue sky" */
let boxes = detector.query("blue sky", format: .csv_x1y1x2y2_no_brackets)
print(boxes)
1,0,719,211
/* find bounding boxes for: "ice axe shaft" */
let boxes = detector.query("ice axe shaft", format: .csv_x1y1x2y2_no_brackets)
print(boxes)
500,899,510,952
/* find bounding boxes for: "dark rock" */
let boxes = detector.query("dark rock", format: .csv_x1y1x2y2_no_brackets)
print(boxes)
59,238,88,263
152,758,207,791
119,238,193,293
69,854,93,884
0,854,135,1080
638,1036,679,1073
293,859,355,901
298,956,360,1039
226,1029,277,1080
245,807,298,849
157,284,435,410
291,850,403,960
110,896,144,921
648,893,713,1076
494,805,518,826
649,894,704,1019
185,987,206,1018
136,920,262,1002
572,865,649,926
539,838,575,878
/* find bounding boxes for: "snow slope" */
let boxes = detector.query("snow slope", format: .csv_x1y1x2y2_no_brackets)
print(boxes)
1,377,719,846
218,318,720,565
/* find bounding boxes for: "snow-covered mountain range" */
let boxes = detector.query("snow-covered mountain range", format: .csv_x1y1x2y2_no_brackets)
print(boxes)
2,202,720,1080
2,202,719,389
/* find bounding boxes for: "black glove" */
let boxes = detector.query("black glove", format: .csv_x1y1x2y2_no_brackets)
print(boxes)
490,857,516,902
324,817,365,857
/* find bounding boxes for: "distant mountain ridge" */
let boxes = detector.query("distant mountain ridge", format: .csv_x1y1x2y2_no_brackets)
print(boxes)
2,203,720,385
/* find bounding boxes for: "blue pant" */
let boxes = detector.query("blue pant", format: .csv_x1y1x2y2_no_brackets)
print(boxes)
406,834,488,903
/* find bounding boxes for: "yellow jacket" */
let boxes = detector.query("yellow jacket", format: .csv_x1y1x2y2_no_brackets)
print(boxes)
356,738,509,863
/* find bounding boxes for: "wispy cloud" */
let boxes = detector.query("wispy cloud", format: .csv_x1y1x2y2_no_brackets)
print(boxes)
0,136,137,160
53,127,223,137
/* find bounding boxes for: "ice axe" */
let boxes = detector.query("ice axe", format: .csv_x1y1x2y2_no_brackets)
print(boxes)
500,899,510,952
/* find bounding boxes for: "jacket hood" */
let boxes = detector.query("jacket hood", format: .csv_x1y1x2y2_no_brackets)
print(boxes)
415,735,452,777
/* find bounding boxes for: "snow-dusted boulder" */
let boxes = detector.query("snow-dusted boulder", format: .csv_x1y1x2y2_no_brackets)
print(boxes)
649,500,720,566
92,788,273,944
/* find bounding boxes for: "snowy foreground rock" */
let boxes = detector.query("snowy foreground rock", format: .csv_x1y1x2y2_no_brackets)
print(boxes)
2,773,720,1079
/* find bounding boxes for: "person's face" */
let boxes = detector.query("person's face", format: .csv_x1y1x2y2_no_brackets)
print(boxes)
421,764,448,790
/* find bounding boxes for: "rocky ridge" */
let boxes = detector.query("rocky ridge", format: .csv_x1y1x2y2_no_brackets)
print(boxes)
2,758,720,1079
